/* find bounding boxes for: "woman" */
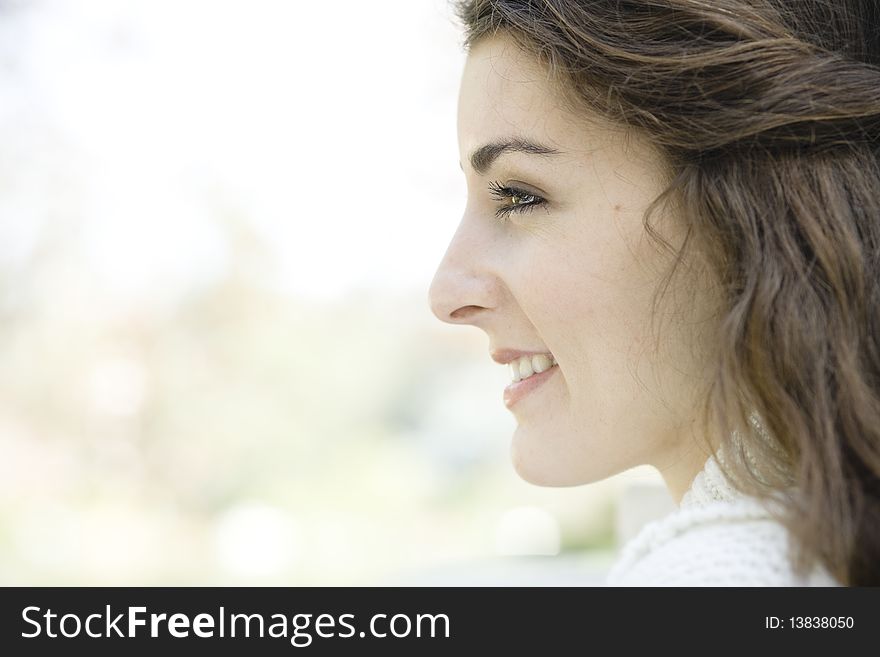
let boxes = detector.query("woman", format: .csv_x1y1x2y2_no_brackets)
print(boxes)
429,0,880,586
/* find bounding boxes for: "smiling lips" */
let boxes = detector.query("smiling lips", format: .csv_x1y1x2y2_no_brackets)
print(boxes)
490,349,559,409
502,360,558,409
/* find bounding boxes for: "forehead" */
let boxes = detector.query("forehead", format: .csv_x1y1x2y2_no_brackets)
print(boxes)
457,35,610,157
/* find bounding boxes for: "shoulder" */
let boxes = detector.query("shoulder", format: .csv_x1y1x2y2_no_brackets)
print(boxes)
604,499,839,586
607,515,794,586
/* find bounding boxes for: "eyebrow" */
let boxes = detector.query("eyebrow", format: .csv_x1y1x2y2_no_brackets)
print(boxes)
465,137,562,175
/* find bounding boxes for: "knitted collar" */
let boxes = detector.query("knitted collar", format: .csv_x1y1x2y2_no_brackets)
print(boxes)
679,444,796,520
680,410,790,511
604,451,778,585
679,450,744,510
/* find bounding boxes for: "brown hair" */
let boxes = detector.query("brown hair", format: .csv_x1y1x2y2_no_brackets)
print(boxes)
454,0,880,586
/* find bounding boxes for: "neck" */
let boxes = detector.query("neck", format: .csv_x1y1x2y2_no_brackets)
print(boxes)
657,446,713,505
653,420,721,506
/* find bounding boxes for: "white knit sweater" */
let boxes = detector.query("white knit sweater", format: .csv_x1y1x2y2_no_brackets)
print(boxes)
604,453,843,586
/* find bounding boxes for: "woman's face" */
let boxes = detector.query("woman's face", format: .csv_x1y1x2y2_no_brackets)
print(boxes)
429,35,720,497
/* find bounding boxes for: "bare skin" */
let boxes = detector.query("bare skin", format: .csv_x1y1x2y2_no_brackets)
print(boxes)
429,34,723,503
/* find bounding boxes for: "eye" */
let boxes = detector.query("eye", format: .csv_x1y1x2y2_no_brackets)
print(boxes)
487,180,547,221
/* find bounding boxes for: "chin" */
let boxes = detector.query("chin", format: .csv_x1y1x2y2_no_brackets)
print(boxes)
509,437,591,487
509,426,620,487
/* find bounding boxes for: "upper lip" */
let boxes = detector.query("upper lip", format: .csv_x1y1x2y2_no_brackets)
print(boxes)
490,348,554,365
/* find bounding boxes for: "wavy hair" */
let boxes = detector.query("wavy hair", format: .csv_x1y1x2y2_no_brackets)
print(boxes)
454,0,880,585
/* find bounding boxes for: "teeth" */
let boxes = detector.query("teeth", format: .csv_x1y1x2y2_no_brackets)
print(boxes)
508,354,555,383
509,362,521,382
531,354,552,373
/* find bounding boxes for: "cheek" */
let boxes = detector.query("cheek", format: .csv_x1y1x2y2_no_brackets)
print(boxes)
507,224,677,485
524,233,631,329
521,223,659,377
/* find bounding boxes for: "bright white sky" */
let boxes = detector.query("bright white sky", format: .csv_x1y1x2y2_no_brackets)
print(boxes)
0,0,467,303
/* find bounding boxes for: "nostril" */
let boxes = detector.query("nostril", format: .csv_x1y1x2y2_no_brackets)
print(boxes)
449,305,485,321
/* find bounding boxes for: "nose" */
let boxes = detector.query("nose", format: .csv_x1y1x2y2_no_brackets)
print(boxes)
428,216,498,326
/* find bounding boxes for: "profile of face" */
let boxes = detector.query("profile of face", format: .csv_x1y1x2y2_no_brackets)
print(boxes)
429,34,722,499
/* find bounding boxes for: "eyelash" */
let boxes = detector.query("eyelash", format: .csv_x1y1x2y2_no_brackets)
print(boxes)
487,180,546,221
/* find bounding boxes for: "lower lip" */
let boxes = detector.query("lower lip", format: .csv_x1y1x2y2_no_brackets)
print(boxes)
503,365,558,408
